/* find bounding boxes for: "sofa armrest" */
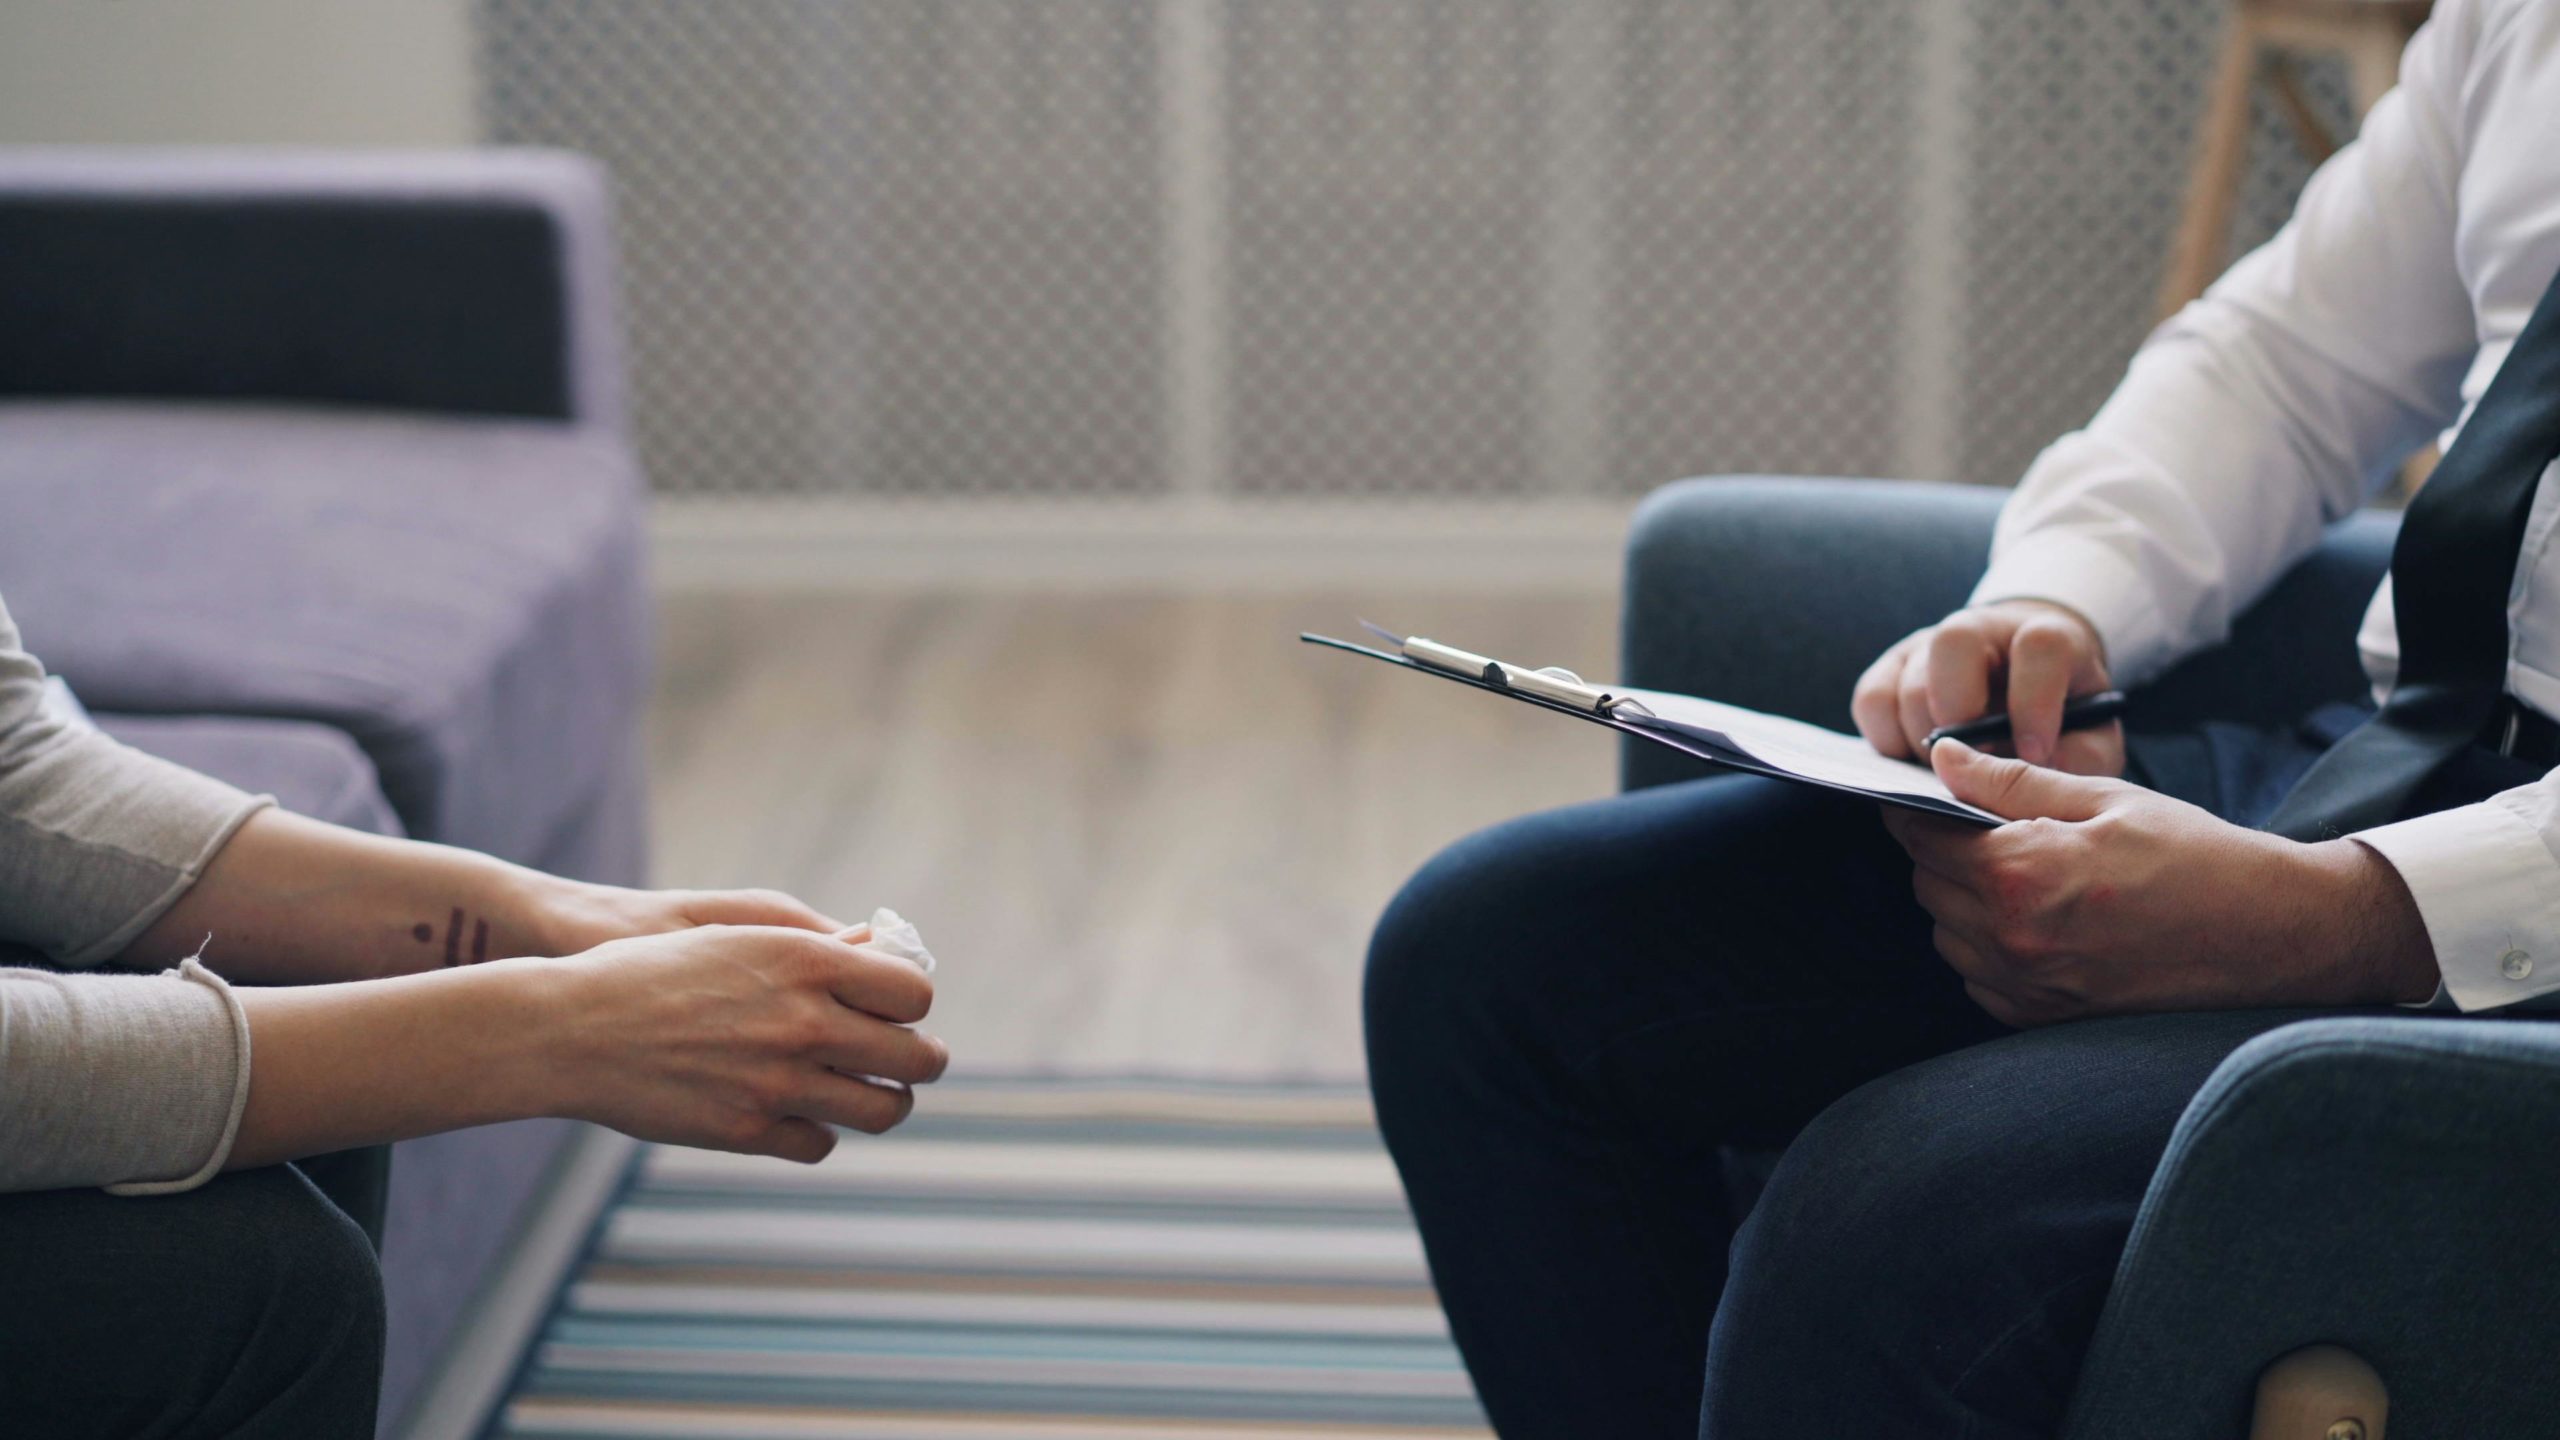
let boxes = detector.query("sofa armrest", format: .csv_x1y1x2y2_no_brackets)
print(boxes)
2063,1016,2560,1439
0,147,622,428
1618,476,2401,794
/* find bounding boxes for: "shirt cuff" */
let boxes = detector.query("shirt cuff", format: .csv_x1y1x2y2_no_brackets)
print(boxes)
101,958,253,1195
1969,531,2177,686
2353,801,2560,1013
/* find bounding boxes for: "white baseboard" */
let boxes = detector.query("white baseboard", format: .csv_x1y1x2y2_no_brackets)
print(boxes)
649,498,1634,593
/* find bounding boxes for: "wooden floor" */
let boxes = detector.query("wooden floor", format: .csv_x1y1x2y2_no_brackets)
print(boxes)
646,592,1617,1081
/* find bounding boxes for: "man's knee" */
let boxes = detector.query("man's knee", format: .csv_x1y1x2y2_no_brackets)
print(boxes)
1364,816,1567,1094
1709,1039,2154,1429
1735,1063,2019,1296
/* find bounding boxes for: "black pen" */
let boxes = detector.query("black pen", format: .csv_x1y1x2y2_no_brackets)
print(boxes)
1925,691,2128,752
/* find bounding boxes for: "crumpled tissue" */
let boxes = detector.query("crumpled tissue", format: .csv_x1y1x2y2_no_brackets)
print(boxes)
864,907,937,974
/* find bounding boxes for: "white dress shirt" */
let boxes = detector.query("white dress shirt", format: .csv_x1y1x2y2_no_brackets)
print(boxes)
1969,0,2560,1012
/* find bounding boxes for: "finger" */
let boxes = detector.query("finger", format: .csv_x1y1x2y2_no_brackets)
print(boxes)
1911,867,1994,932
739,1115,838,1165
1930,737,2112,823
1882,807,1986,881
2002,616,2080,766
1897,661,1939,759
1923,622,1997,728
814,1012,951,1085
823,943,936,1024
1931,921,2003,985
2050,723,2125,779
689,889,846,933
791,1070,918,1135
1960,978,2030,1029
1854,644,1915,757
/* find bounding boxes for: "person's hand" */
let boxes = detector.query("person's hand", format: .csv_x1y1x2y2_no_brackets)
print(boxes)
541,924,946,1162
1880,739,2438,1027
1853,599,2124,776
527,881,847,958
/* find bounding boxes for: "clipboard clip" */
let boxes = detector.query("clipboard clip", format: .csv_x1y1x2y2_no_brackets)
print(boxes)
1360,620,1657,721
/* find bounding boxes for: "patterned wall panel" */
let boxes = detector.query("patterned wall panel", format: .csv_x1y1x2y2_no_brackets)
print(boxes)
481,1,2343,502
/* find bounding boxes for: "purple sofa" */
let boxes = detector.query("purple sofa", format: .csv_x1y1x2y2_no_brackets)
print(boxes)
0,148,652,1435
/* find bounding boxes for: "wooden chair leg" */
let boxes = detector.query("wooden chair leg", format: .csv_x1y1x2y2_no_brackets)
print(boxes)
2155,10,2262,322
2340,15,2417,117
2250,1345,2388,1440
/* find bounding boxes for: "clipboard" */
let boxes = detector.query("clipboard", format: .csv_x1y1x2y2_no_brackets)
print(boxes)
1302,627,2001,827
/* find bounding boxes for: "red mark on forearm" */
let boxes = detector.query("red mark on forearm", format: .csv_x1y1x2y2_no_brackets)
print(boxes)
443,907,462,967
472,918,489,965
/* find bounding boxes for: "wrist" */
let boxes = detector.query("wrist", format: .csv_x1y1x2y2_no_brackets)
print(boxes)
464,955,596,1122
485,864,594,960
2301,838,2440,1005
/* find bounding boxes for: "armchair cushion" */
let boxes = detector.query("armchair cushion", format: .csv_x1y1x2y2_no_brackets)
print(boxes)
1620,476,2399,793
0,401,648,866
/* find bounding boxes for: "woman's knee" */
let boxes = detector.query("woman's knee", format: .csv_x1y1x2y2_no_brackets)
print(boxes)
179,1165,387,1436
0,1163,385,1435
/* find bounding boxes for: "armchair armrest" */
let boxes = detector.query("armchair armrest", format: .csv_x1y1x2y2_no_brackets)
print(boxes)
2064,1016,2560,1439
1618,476,2399,793
0,147,622,428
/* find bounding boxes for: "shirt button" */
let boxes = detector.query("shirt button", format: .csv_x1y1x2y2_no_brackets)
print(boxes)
2502,950,2534,981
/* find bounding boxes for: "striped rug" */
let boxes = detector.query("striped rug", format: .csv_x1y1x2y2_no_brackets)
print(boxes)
492,1081,1491,1439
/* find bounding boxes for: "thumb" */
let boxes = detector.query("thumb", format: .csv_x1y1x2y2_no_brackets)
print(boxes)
1931,737,2112,822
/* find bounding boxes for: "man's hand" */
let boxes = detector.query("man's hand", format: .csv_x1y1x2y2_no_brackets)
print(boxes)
1853,599,2124,775
1881,739,2440,1026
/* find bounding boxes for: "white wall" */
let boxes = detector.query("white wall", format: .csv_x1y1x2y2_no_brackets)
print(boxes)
0,1,477,147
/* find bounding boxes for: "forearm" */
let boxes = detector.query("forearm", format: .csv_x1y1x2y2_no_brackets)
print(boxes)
225,958,575,1170
227,924,947,1173
119,809,576,984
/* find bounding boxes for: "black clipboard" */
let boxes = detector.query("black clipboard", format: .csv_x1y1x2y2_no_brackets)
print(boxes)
1302,631,2000,827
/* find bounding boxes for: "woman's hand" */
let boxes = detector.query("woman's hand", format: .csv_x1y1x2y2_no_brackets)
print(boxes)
229,923,947,1171
543,924,946,1163
1852,598,2124,776
526,880,848,957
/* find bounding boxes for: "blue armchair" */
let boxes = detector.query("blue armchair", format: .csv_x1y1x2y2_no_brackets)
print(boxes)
1621,477,2560,1439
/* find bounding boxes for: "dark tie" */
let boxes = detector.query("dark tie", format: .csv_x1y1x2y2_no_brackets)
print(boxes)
2266,266,2560,842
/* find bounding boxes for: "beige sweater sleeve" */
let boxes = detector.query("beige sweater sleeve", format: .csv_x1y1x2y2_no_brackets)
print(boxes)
0,960,254,1193
0,591,272,1192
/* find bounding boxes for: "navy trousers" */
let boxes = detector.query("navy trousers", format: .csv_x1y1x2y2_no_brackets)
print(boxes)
1365,711,2529,1438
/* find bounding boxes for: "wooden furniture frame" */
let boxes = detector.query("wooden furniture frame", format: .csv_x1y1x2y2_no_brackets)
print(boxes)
2157,0,2433,322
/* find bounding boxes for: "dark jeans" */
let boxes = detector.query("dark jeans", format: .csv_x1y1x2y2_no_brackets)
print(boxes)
0,1147,389,1438
1365,709,2532,1438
